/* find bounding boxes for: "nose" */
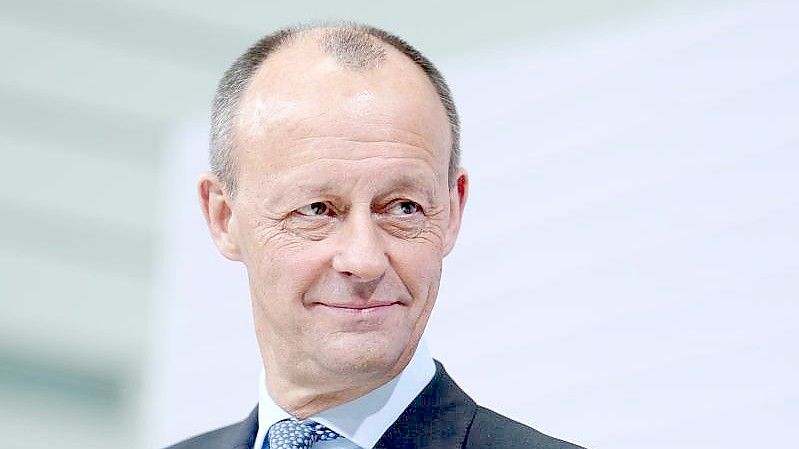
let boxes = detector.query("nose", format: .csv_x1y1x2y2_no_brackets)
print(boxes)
331,209,389,282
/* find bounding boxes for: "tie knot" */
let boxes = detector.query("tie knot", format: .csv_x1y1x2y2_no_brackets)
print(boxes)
267,418,340,449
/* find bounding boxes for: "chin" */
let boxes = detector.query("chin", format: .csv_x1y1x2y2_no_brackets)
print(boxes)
316,332,413,380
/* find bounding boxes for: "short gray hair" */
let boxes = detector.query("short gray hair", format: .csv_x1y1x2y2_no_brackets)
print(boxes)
209,22,461,197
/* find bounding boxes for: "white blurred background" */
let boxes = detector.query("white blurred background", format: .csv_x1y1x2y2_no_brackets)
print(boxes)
1,1,796,448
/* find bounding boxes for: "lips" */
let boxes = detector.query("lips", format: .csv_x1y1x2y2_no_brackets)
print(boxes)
316,301,399,310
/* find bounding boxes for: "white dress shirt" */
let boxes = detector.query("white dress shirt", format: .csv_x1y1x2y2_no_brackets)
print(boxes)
252,341,436,449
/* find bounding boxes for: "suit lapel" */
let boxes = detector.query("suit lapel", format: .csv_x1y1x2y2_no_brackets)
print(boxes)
375,361,477,449
228,406,259,449
240,361,475,449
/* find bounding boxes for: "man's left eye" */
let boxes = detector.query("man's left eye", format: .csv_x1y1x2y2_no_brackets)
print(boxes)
295,202,333,216
387,201,421,215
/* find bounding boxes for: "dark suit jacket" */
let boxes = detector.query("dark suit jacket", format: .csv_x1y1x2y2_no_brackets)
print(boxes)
166,361,586,449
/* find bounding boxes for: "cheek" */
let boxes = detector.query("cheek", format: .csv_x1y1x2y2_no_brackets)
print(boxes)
246,233,334,300
390,240,443,302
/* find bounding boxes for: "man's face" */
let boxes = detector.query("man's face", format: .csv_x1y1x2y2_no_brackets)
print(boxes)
207,41,466,391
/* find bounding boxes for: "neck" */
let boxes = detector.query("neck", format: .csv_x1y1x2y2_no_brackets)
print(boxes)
264,363,404,419
261,345,420,419
268,376,387,419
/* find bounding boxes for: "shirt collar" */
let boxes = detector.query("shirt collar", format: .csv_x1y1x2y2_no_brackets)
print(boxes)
254,340,436,449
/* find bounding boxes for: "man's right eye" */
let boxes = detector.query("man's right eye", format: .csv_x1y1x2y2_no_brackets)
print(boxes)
295,202,332,217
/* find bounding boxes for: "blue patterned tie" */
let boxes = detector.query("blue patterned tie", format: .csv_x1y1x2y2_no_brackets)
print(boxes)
266,418,340,449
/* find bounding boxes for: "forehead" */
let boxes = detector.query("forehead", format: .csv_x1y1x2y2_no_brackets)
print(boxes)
232,35,452,185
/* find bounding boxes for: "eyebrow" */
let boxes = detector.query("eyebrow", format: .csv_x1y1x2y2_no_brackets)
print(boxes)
293,183,338,196
381,174,436,202
272,172,437,204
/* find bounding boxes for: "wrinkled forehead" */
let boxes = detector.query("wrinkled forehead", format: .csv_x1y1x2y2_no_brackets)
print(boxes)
232,34,452,175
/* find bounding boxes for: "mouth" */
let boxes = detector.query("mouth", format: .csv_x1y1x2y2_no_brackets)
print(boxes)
312,301,402,315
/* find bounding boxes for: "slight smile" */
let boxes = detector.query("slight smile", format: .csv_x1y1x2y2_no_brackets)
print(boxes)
313,301,402,316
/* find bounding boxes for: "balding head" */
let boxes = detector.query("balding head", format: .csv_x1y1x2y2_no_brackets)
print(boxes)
209,22,460,197
318,27,387,69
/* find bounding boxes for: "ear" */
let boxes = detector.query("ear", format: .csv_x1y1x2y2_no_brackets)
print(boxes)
443,168,469,257
198,172,242,261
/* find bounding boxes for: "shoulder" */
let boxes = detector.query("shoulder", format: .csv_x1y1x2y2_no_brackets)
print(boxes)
166,426,231,449
164,424,241,449
465,406,587,449
163,407,258,449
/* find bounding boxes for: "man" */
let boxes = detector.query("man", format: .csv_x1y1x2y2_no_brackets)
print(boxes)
170,22,585,449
